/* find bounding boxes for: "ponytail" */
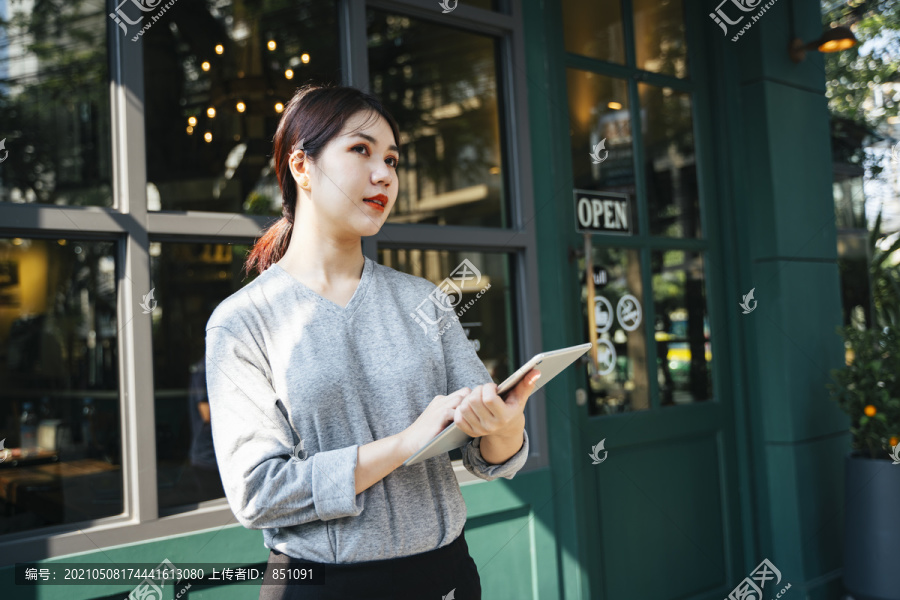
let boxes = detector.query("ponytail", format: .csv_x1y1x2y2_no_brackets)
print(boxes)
244,216,293,278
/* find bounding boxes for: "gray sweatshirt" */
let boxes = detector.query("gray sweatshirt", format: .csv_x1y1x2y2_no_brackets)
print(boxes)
204,255,529,563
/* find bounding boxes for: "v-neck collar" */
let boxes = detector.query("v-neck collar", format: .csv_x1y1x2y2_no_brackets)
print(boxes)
269,256,374,317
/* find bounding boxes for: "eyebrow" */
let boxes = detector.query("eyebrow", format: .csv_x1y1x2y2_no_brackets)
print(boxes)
351,132,399,154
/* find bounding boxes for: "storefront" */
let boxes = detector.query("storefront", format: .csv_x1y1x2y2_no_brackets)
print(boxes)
0,0,847,598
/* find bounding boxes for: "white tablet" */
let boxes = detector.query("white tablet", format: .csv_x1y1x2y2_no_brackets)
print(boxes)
402,342,593,467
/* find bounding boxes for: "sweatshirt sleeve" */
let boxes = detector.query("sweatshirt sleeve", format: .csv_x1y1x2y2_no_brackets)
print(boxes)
205,325,364,529
434,287,529,480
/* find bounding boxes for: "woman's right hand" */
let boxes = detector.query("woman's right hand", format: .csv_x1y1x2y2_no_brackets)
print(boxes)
400,387,472,457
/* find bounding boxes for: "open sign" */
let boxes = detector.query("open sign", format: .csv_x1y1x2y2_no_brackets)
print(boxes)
573,190,632,235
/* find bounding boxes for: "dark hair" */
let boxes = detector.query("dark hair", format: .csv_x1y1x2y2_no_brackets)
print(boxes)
244,83,401,277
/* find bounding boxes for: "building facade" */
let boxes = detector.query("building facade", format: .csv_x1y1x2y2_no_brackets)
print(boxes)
0,0,848,598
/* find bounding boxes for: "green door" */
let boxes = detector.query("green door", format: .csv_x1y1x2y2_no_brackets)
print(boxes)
548,1,745,598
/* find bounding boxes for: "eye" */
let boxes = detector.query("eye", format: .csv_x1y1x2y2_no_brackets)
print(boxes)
353,144,399,168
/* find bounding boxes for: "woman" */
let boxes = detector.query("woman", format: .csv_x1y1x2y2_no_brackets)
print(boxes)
204,82,541,600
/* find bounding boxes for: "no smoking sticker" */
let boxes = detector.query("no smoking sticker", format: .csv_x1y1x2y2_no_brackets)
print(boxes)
616,294,642,331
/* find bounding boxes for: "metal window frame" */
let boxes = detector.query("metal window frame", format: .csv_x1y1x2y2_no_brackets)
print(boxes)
0,0,544,563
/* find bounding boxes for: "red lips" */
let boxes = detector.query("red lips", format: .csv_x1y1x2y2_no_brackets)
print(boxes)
363,193,388,209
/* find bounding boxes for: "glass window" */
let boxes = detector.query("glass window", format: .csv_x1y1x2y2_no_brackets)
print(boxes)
142,0,341,214
0,5,112,206
367,10,507,227
0,238,122,534
377,249,520,458
561,0,626,65
633,0,689,77
579,246,649,415
651,250,711,405
150,242,256,513
639,84,701,238
567,70,637,228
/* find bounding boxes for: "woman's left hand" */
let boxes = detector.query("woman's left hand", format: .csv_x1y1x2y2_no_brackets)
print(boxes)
453,369,541,438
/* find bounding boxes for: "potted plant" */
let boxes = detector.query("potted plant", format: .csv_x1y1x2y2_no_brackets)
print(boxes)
829,213,900,600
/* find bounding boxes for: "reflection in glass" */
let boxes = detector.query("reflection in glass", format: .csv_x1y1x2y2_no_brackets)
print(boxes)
143,0,341,214
151,242,257,513
561,0,625,64
567,70,637,228
0,238,122,534
633,0,689,77
368,11,506,227
579,246,649,415
378,248,517,460
651,250,711,405
639,84,701,238
0,5,112,206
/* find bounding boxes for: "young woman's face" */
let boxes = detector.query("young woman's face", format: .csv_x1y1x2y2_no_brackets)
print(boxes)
299,110,400,238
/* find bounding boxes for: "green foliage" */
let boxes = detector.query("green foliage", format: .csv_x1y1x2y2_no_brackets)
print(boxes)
828,326,900,458
822,0,900,131
830,210,900,459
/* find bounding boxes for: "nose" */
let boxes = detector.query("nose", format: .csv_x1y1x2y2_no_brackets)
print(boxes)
372,163,393,188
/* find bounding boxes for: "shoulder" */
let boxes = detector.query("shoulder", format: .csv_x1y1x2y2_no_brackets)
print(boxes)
205,267,276,339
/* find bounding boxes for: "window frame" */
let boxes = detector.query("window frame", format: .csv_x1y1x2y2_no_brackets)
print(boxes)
0,0,546,562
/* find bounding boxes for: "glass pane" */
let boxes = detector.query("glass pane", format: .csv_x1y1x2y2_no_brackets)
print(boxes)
151,242,257,513
639,84,701,238
0,7,112,206
0,238,122,534
377,249,520,459
633,0,689,77
143,0,341,213
579,246,649,415
567,70,637,227
651,250,711,405
368,11,507,227
561,0,626,65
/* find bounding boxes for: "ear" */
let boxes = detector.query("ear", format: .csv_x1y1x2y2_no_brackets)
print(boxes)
288,149,308,181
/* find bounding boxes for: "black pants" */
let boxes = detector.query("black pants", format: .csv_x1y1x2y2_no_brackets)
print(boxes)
258,529,481,599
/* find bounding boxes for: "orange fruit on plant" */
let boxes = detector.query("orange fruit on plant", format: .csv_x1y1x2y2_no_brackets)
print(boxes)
864,405,876,417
